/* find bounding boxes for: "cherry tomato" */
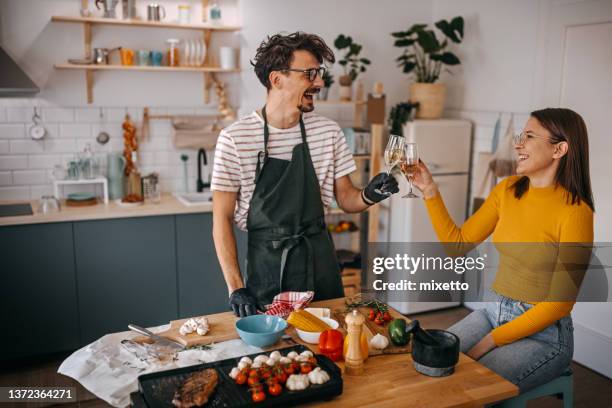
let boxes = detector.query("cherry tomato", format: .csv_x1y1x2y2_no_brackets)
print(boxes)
247,376,261,387
275,372,287,384
268,383,282,397
368,309,376,321
383,311,392,322
300,363,313,374
235,372,247,385
248,369,259,378
290,362,300,372
261,369,272,379
374,316,384,325
307,357,317,365
284,365,295,375
252,390,266,403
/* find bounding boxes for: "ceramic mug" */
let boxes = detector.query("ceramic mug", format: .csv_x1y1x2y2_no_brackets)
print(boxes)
120,48,135,66
150,51,163,66
137,50,150,66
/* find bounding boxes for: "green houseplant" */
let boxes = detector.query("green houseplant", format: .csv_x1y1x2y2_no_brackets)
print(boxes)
334,34,371,100
388,102,419,135
391,16,464,118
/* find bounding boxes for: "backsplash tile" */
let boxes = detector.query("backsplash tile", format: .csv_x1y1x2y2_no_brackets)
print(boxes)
0,103,355,201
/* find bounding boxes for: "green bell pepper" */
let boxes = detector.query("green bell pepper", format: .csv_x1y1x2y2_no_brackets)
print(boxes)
388,318,409,346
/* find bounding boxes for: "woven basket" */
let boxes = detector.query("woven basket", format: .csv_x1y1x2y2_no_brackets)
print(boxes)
409,83,447,119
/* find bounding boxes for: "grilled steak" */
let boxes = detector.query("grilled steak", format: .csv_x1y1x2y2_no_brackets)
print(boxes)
172,368,218,407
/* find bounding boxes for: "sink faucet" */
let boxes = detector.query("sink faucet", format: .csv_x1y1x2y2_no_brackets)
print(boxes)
197,148,210,192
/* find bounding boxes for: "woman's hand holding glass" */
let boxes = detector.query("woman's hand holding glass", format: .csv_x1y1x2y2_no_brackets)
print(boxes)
401,160,439,199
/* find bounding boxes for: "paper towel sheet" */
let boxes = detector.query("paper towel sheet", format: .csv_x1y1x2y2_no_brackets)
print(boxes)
57,324,262,407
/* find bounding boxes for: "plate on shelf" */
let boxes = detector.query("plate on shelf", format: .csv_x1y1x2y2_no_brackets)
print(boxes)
68,58,93,65
67,192,96,201
199,39,206,66
115,198,143,208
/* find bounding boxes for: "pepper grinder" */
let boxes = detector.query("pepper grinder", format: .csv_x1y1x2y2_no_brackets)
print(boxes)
344,309,365,375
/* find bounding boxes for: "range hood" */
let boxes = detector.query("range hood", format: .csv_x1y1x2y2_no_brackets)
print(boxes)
0,47,39,97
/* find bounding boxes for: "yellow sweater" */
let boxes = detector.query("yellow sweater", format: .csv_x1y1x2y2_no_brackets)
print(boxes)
425,176,593,346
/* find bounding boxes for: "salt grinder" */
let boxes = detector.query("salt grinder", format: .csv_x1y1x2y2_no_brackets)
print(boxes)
344,309,365,375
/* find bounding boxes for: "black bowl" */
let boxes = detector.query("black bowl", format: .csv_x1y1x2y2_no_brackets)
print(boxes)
411,329,460,377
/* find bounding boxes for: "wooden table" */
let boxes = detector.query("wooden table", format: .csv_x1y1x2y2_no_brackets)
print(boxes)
131,297,518,407
291,298,519,408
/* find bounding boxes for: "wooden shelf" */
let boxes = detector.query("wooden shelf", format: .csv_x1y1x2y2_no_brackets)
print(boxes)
51,15,241,31
54,64,240,73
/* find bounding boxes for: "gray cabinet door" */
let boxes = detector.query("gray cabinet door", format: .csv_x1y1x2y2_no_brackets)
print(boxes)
74,216,177,344
0,223,79,360
176,213,247,318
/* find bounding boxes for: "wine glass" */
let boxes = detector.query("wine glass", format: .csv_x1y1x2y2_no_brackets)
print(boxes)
401,143,419,198
374,134,405,196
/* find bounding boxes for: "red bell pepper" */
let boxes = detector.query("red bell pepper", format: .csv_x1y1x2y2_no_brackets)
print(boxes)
318,329,344,361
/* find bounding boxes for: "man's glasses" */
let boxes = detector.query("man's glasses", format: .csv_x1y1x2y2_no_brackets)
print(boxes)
513,131,553,146
282,66,327,81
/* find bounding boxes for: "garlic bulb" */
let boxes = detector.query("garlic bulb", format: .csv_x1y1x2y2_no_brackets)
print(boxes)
286,374,310,391
369,333,389,350
229,367,240,379
179,318,198,335
308,367,330,384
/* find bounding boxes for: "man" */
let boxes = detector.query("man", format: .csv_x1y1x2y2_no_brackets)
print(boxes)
211,32,398,317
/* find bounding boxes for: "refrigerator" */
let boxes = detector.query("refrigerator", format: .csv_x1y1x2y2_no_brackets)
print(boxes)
377,119,472,314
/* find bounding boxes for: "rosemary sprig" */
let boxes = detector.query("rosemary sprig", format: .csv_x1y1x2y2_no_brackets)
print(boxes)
345,294,389,313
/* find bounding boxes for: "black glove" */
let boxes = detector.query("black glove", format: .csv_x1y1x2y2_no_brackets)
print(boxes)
229,288,261,317
362,172,399,204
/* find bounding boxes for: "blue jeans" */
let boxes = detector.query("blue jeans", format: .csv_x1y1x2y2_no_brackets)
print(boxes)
447,291,573,393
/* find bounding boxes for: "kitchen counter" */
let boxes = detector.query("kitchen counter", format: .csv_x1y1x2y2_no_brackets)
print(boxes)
0,193,212,227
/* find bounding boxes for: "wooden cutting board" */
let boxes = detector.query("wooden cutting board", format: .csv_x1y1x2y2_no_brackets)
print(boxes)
332,306,412,356
132,311,241,347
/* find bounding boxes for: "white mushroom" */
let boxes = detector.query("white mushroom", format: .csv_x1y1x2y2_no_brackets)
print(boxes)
254,355,268,364
279,356,292,365
287,351,299,360
252,361,262,369
300,350,314,358
239,356,253,365
265,358,276,367
238,361,249,370
269,351,282,361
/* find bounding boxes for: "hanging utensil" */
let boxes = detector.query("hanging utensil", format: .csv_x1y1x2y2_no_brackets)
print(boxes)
96,108,110,145
28,107,46,140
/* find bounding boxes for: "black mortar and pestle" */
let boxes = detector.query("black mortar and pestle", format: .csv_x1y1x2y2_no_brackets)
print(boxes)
406,320,460,377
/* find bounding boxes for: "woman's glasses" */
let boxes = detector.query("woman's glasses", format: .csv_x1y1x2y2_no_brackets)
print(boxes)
513,131,553,146
282,66,327,81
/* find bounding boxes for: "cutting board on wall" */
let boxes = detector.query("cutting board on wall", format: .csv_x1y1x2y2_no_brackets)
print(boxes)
133,312,240,347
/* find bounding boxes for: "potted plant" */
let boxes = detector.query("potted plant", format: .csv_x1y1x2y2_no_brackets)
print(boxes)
388,102,419,135
392,16,464,118
334,34,371,101
317,70,334,101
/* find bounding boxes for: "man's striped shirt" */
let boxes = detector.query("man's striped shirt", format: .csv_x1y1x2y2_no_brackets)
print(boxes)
211,110,356,230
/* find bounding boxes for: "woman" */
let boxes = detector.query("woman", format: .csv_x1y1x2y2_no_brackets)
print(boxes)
409,108,594,392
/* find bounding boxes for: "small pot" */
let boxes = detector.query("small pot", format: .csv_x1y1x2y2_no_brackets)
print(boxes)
409,82,447,119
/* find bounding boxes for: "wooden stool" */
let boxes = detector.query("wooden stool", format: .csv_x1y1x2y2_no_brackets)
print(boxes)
495,368,573,408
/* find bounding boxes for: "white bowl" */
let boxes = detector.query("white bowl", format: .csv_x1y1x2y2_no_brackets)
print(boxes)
294,317,339,344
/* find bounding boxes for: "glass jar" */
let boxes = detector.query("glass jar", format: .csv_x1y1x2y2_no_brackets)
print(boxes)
166,39,180,67
177,5,191,25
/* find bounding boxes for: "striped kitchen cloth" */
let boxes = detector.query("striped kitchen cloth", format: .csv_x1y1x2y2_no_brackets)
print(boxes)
264,291,315,318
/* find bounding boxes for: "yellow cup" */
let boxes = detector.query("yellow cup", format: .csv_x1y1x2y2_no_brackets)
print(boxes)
120,48,135,66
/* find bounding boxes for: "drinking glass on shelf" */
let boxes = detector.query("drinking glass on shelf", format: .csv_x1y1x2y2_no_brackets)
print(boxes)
374,134,405,196
401,142,419,198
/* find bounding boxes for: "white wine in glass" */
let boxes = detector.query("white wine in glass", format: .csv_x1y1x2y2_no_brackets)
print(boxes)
401,143,419,198
375,134,405,196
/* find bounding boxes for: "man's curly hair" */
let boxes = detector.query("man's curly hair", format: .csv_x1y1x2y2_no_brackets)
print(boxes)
251,32,335,89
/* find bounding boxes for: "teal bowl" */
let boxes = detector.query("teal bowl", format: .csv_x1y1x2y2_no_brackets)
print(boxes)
235,315,287,347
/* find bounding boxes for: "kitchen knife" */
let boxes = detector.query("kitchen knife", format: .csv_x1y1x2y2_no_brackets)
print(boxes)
128,324,184,350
